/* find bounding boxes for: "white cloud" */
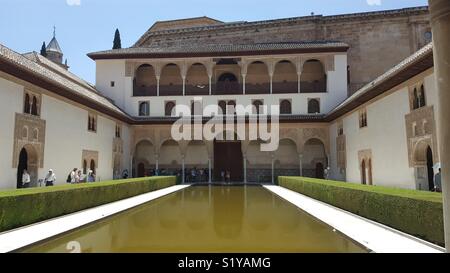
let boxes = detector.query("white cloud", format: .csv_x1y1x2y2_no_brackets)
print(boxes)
366,0,382,6
66,0,81,6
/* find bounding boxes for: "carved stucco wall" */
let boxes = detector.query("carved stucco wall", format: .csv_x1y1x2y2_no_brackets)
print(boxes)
82,150,99,172
132,124,329,170
405,105,439,167
12,113,46,168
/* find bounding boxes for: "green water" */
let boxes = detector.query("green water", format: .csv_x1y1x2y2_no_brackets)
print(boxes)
21,186,366,253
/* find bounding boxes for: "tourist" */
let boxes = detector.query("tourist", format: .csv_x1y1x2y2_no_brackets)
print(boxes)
122,169,129,179
191,168,197,183
434,168,442,193
44,169,56,186
74,169,81,183
114,170,120,180
199,168,204,182
77,169,84,183
221,170,225,182
69,168,77,183
87,170,96,182
22,169,31,188
225,170,231,183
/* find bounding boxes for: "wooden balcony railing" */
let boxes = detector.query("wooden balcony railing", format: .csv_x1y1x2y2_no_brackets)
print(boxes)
211,82,243,95
185,84,210,96
159,84,183,96
300,80,327,93
133,84,157,97
132,80,327,96
272,82,298,94
245,83,270,94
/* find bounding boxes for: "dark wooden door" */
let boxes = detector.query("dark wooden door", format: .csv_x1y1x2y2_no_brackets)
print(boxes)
315,162,324,179
137,163,145,177
214,140,243,182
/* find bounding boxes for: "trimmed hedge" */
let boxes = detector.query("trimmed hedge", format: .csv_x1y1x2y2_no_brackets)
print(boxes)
278,176,444,246
0,176,176,233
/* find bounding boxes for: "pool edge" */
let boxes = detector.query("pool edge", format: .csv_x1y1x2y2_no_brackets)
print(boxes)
263,185,444,253
0,184,190,253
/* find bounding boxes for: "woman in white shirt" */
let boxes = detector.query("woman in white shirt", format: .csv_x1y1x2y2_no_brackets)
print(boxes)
44,169,56,186
22,169,31,188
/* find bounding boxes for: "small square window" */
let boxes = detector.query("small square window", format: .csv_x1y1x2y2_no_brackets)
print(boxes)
110,81,115,87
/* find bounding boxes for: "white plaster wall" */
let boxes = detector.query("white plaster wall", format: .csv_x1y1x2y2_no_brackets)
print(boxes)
95,60,126,109
96,54,348,117
121,124,132,174
424,71,441,157
342,88,414,189
0,78,24,189
325,55,348,111
40,95,119,185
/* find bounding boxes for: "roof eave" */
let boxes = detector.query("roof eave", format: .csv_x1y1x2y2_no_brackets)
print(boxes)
87,46,349,60
324,49,434,122
0,57,133,123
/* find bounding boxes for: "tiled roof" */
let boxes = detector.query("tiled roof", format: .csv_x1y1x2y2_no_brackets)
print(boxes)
327,43,433,119
134,6,429,46
0,43,128,119
46,37,63,53
23,52,96,92
88,41,349,59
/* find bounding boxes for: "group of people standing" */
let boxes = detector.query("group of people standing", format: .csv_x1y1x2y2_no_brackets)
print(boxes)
185,167,209,183
66,168,96,184
21,169,56,187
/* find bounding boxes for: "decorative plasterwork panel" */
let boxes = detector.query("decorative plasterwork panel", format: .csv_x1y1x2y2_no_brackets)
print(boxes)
336,135,346,169
358,149,372,169
82,150,99,170
405,105,439,167
12,113,46,168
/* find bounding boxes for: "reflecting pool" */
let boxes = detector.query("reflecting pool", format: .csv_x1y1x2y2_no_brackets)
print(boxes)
21,185,366,253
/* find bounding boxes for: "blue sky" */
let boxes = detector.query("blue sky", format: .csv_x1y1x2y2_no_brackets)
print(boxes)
0,0,428,83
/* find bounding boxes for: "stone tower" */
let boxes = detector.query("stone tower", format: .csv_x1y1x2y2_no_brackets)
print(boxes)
45,27,69,70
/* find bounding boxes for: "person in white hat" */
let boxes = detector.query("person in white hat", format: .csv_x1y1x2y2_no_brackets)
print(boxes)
44,169,56,186
87,170,96,183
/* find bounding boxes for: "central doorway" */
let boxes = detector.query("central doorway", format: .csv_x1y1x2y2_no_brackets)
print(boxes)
214,139,243,182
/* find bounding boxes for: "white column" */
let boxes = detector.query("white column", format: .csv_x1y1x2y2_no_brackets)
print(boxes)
242,74,246,94
429,0,450,252
130,154,134,178
299,154,303,177
270,74,273,94
208,75,212,95
156,76,160,96
297,73,301,93
155,154,159,172
182,76,186,96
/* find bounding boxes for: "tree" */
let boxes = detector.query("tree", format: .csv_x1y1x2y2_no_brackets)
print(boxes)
40,42,47,57
113,28,122,49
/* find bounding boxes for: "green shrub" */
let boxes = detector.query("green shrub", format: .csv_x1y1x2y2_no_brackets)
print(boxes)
0,176,176,233
278,176,444,246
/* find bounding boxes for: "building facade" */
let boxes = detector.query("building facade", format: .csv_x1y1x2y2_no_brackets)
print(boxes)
0,6,440,190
